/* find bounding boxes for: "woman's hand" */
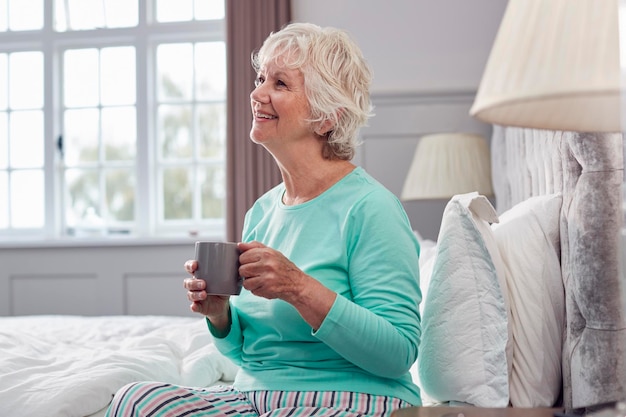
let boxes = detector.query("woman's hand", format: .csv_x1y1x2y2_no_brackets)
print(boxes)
238,241,336,329
237,241,308,302
183,260,231,329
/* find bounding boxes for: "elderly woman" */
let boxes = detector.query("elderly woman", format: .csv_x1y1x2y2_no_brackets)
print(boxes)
106,22,422,417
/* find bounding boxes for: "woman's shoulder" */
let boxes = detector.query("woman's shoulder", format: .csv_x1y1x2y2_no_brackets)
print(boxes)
258,182,285,200
341,167,401,205
246,182,284,216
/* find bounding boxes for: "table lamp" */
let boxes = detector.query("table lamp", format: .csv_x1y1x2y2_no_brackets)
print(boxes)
469,0,620,132
401,132,493,201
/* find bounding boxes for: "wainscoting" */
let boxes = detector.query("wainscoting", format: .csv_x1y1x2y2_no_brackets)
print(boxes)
0,241,197,316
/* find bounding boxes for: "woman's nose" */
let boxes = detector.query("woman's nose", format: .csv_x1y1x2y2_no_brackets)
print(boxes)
250,83,267,103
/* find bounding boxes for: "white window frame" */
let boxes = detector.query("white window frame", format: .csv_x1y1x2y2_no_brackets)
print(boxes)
0,1,227,246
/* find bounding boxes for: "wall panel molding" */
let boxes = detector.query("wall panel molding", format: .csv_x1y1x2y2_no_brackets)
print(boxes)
9,273,98,316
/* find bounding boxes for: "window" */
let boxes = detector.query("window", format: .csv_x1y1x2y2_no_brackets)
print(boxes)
0,0,226,241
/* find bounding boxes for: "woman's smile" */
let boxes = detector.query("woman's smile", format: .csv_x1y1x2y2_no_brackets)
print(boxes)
253,110,278,121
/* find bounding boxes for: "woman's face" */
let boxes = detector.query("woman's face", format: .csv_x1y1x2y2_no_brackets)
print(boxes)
249,60,313,148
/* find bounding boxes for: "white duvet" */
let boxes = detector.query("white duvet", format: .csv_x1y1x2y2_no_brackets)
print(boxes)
0,315,239,417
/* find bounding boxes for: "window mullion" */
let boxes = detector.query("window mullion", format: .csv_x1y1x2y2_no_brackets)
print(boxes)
135,23,151,236
44,0,60,238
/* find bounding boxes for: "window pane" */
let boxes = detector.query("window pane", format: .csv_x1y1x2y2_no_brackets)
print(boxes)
157,44,193,101
9,0,43,31
54,0,137,31
200,166,224,219
0,112,7,168
0,0,6,31
10,111,43,168
197,104,225,159
10,51,44,109
64,109,99,164
101,46,136,106
65,168,100,229
64,49,99,107
156,0,222,21
195,42,226,100
0,172,6,227
104,0,138,28
66,0,105,31
158,104,192,159
156,0,193,23
105,168,134,222
102,107,136,161
11,170,44,228
195,0,224,20
53,0,67,31
0,54,7,109
162,167,192,220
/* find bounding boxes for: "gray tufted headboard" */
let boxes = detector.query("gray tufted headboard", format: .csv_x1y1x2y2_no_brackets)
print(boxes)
490,125,626,410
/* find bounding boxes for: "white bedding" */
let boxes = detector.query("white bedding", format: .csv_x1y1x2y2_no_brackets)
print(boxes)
0,315,238,417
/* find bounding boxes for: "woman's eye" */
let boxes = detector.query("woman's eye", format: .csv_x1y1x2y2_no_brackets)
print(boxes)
253,76,286,88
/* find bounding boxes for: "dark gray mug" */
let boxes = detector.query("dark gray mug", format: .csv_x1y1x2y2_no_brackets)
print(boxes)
194,241,242,295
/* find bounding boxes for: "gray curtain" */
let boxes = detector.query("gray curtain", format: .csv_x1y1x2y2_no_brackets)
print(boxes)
225,0,290,241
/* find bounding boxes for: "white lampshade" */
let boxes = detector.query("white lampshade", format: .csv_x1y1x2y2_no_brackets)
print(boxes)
470,0,621,132
401,133,493,201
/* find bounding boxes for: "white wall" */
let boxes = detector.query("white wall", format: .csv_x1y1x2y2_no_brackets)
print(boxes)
0,1,508,316
292,0,507,94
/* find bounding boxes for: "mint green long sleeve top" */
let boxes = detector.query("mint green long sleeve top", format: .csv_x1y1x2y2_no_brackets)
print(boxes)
210,167,422,405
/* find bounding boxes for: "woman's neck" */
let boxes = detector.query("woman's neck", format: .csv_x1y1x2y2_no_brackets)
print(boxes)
280,159,355,206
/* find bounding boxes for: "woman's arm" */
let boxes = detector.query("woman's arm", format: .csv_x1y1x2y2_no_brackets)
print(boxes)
316,191,421,378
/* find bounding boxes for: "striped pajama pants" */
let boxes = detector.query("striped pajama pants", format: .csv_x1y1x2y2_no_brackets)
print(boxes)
105,383,413,417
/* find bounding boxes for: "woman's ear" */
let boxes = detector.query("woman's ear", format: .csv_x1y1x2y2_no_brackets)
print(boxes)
315,118,334,136
315,109,342,136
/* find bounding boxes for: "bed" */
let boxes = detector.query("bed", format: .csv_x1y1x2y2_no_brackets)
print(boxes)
1,125,625,416
416,125,626,412
0,315,238,417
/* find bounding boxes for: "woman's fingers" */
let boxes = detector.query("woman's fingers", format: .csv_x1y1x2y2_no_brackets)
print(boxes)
183,277,206,290
184,259,198,274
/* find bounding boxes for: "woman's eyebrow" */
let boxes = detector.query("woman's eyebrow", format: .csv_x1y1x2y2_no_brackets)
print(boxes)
269,70,287,79
267,69,295,81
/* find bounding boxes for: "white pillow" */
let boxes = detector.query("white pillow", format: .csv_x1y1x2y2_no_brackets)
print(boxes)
411,237,437,405
418,192,510,407
492,193,564,407
457,192,513,378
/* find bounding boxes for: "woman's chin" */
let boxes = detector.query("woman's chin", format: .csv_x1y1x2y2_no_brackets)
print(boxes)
249,130,270,145
249,134,266,145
